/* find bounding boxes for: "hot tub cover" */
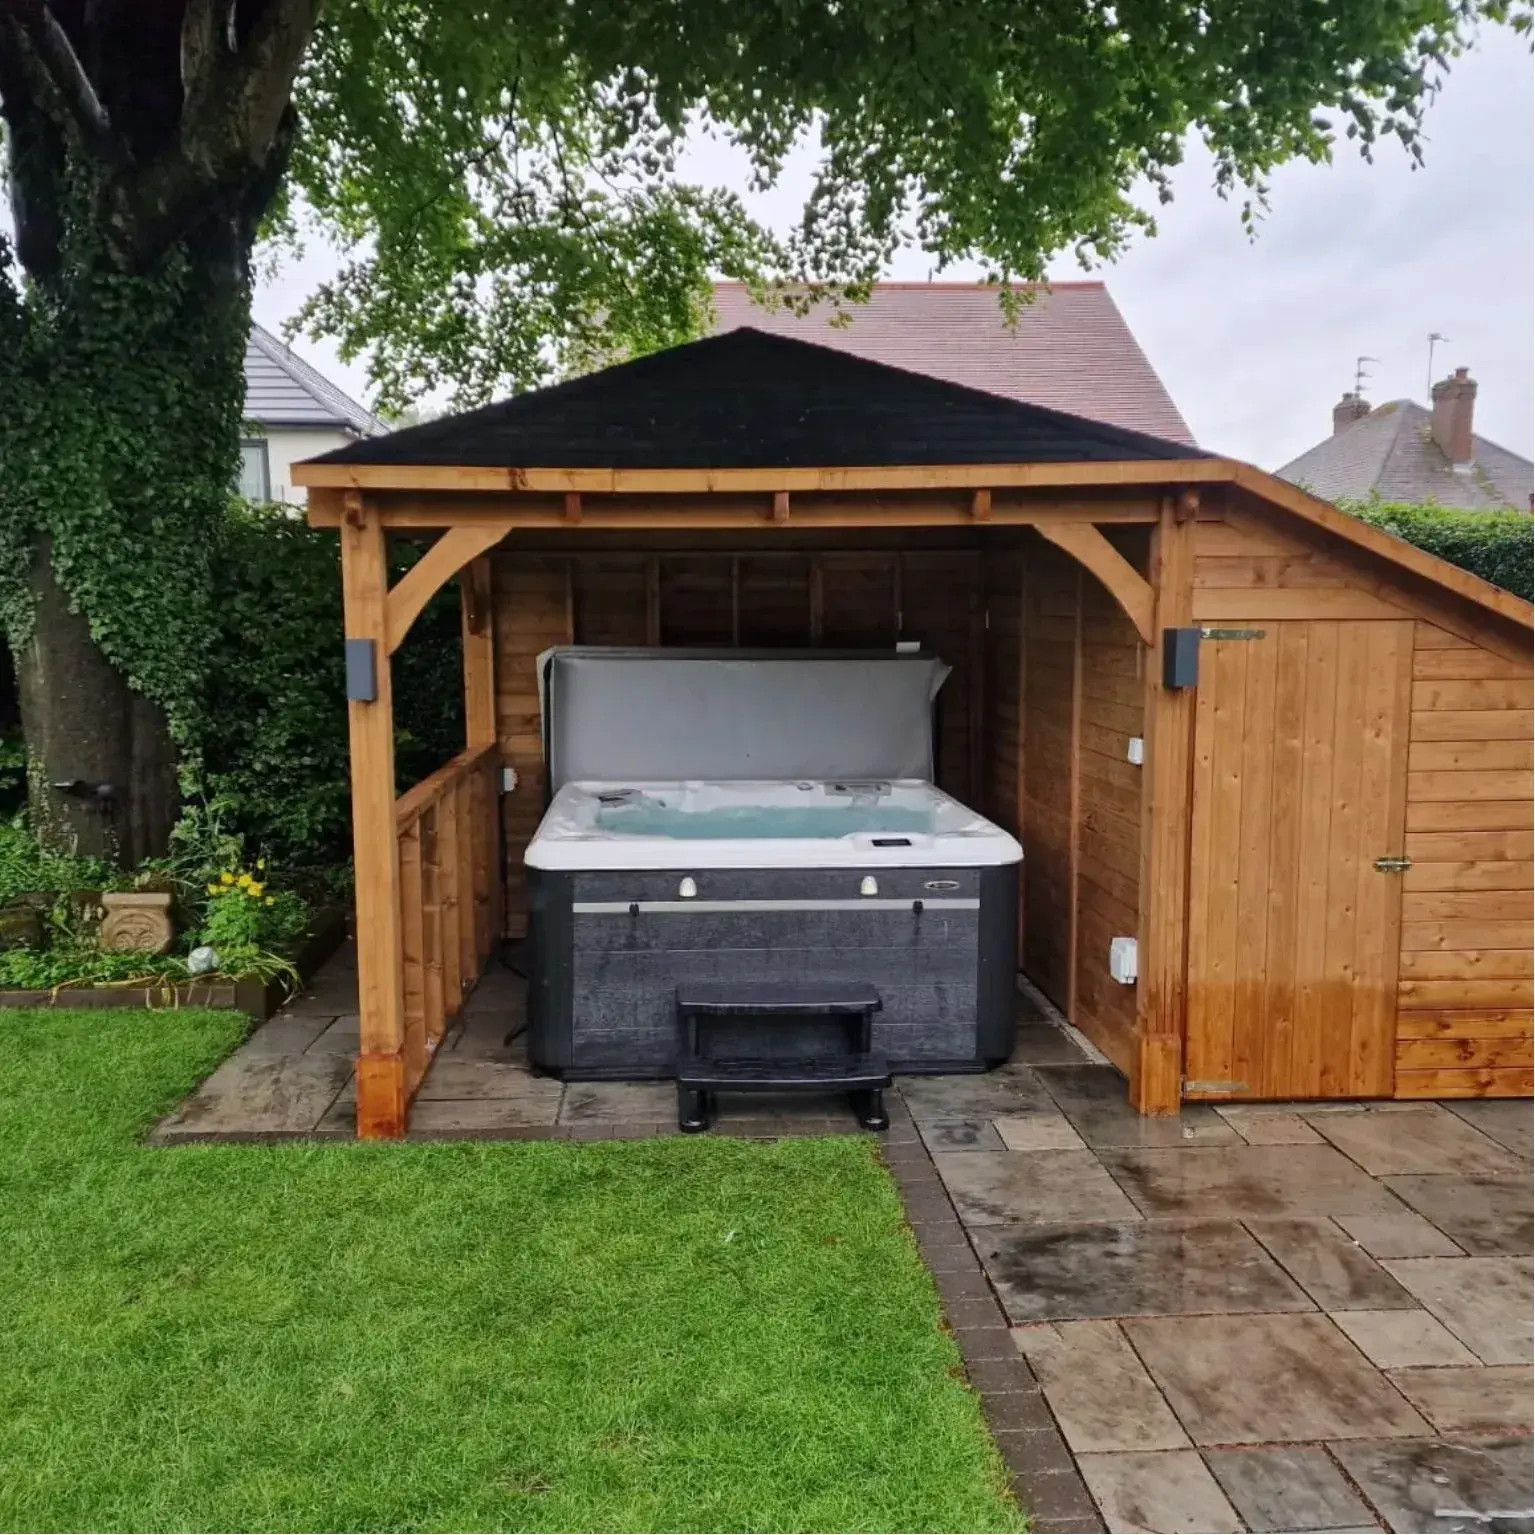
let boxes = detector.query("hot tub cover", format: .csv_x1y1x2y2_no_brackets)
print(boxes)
539,647,950,789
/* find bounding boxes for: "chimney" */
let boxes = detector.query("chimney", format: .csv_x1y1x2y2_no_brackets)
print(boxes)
1431,367,1477,466
1332,392,1370,435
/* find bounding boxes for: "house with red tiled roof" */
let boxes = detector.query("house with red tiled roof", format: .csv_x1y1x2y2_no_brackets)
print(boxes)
710,280,1195,447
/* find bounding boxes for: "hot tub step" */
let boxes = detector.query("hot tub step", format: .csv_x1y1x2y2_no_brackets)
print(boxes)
676,1052,890,1091
675,1054,891,1134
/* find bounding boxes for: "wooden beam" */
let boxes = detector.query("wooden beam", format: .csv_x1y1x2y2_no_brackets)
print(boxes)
460,558,497,750
564,492,582,524
970,488,992,521
294,458,1238,495
341,501,407,1140
307,496,1163,532
1134,498,1198,1115
1034,520,1156,646
772,490,790,523
384,521,514,654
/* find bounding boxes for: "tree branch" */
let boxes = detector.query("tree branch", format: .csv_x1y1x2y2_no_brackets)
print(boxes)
99,0,315,272
0,28,66,276
3,0,126,164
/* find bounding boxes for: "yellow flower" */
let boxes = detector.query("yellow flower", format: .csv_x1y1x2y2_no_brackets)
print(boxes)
219,872,234,886
248,882,265,898
256,858,266,871
236,872,252,889
206,882,220,895
265,897,275,907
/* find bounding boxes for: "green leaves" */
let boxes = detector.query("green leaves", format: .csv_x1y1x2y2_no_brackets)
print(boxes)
281,0,1522,406
1343,498,1535,601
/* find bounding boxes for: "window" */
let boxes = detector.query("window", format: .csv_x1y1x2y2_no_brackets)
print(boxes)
238,438,271,501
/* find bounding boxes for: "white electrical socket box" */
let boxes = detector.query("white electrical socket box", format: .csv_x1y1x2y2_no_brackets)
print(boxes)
1126,736,1145,766
1109,936,1139,985
501,766,519,793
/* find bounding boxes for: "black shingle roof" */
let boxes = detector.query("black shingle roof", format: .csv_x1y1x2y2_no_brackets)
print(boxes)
311,328,1206,470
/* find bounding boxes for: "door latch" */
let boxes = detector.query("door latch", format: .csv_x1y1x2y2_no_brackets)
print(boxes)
1373,855,1412,873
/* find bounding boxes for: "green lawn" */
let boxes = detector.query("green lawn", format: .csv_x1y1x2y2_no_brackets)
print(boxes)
0,1008,1021,1533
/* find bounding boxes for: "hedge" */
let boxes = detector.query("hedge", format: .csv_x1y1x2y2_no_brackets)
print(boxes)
202,503,464,871
1342,498,1533,603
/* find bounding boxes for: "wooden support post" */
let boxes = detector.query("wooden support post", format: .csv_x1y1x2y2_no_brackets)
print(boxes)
460,557,497,749
1134,493,1199,1115
771,490,790,523
341,496,408,1139
970,488,992,521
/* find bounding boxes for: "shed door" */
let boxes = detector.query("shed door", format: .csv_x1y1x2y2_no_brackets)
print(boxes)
1184,620,1414,1100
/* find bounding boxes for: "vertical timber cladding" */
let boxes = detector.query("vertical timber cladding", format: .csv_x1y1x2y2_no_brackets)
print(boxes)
494,556,575,936
1399,624,1534,1098
495,541,991,931
1185,511,1421,1099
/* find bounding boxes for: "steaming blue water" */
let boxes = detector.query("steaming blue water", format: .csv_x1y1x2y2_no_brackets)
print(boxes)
594,802,934,839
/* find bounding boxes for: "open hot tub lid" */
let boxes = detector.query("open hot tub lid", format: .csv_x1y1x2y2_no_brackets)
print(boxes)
539,647,951,790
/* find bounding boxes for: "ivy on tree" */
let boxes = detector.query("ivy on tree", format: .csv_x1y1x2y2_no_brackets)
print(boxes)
0,0,1526,859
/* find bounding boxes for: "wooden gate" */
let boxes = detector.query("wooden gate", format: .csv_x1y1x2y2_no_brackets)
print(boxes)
1183,619,1415,1100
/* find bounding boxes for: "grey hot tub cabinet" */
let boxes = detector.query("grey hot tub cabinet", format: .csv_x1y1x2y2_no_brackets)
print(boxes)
526,862,1018,1077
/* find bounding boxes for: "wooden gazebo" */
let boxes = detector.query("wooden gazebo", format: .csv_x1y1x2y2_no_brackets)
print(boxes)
294,330,1534,1139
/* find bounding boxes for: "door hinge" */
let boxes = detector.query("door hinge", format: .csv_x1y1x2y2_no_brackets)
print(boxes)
1184,1079,1249,1095
1373,856,1412,874
1200,627,1267,642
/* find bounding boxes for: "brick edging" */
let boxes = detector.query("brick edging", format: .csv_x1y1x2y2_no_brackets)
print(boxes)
880,1099,1104,1534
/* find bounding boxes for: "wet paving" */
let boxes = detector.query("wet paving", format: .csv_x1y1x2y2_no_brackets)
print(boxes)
154,949,1535,1533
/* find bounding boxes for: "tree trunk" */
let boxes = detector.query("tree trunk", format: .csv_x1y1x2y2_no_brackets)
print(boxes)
16,540,179,864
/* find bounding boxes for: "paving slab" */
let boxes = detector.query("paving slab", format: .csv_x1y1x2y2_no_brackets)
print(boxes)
156,1053,352,1137
1014,1320,1188,1453
1076,1451,1244,1534
932,1150,1142,1227
1305,1105,1526,1178
1442,1100,1533,1163
1034,1065,1238,1147
1387,1365,1534,1433
1203,1445,1376,1533
1212,1107,1324,1145
918,1119,1006,1151
1336,1209,1466,1259
1100,1144,1404,1220
413,1058,564,1103
407,1095,562,1135
1122,1313,1431,1444
978,1218,1312,1322
1330,1308,1480,1368
1006,1024,1094,1067
995,1115,1088,1152
303,1015,361,1055
899,1070,1058,1122
558,1082,677,1123
1383,1257,1534,1365
238,1017,331,1055
1329,1436,1535,1534
1246,1216,1417,1309
1382,1175,1534,1257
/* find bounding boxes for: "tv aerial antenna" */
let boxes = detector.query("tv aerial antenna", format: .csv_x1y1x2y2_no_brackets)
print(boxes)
1427,333,1450,398
1354,355,1378,398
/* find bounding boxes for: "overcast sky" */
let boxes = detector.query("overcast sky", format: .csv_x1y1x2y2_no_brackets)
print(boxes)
255,23,1533,470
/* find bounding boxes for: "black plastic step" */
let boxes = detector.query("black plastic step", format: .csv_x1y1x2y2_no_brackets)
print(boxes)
676,982,882,1017
676,1052,891,1092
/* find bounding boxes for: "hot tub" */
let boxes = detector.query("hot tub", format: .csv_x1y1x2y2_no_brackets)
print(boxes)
522,651,1022,1078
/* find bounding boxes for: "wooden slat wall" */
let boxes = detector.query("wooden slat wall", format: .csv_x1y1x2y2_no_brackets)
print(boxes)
982,552,1024,839
1398,621,1534,1098
494,556,574,935
1022,548,1078,1013
1074,576,1144,1075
